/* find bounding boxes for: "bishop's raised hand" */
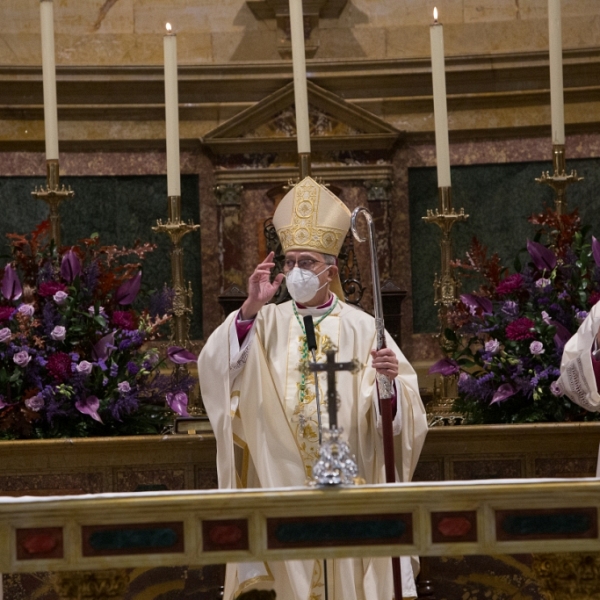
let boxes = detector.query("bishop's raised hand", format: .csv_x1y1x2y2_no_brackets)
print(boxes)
240,251,284,320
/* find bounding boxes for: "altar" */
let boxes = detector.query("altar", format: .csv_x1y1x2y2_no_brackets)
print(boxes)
1,423,599,599
1,449,600,600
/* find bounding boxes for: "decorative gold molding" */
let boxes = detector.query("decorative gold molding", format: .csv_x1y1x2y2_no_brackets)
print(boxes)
532,552,600,600
52,570,130,600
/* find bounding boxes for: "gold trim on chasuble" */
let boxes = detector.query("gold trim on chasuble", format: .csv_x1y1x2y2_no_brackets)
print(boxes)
276,178,347,255
233,563,275,599
285,309,341,480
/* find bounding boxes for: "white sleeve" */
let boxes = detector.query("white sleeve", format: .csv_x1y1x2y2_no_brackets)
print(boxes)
558,304,600,411
228,311,257,382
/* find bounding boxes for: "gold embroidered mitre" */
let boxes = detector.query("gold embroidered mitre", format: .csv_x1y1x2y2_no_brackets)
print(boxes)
273,176,351,257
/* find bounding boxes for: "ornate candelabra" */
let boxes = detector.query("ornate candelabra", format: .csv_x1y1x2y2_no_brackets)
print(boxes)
422,186,468,426
31,160,74,247
152,196,206,431
535,144,583,214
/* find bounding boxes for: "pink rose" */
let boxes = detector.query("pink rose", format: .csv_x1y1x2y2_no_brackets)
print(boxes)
13,351,31,367
51,326,66,341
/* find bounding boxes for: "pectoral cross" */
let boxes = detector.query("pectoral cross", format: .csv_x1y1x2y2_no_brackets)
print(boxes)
308,347,360,429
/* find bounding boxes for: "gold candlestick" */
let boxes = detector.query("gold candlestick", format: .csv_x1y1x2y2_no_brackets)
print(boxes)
535,144,583,215
31,160,74,248
422,187,468,311
152,196,207,431
423,186,468,426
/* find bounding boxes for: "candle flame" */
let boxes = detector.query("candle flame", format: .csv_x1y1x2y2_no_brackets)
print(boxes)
166,22,172,33
433,7,438,22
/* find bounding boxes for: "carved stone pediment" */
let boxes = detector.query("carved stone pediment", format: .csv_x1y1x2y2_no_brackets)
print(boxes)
201,80,402,155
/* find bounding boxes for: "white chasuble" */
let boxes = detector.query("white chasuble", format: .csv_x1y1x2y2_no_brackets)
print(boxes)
199,298,428,600
558,302,600,411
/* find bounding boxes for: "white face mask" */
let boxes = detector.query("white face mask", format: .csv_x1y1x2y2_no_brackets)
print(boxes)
286,265,332,304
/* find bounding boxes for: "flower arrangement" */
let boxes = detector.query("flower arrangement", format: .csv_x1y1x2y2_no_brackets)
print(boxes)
0,221,195,439
431,207,600,424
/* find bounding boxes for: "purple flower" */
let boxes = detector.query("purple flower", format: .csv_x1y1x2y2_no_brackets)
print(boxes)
60,250,82,282
127,361,140,375
535,278,552,288
541,311,552,324
530,341,545,355
38,281,67,298
485,339,500,354
167,346,197,365
144,352,159,367
501,301,518,316
25,394,44,412
92,332,115,361
76,360,93,375
593,236,600,267
117,381,131,394
51,326,66,341
576,310,588,323
13,350,31,367
17,303,35,317
527,239,557,271
428,358,460,376
53,290,69,306
111,311,137,330
550,380,563,397
75,395,103,423
0,307,15,321
0,327,11,343
551,319,572,348
1,264,22,301
496,274,524,296
115,271,142,305
506,317,535,341
166,391,189,416
46,352,72,381
461,293,493,315
491,383,517,404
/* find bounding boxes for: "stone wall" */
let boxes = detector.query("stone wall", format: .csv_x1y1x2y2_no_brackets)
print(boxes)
2,0,600,65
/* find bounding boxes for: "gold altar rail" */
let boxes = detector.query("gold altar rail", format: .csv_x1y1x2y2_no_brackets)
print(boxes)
2,478,600,574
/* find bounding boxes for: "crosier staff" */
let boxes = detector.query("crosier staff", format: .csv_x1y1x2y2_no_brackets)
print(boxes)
351,206,403,600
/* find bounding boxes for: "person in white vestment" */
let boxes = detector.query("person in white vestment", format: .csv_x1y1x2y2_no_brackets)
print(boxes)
198,176,428,600
558,301,600,411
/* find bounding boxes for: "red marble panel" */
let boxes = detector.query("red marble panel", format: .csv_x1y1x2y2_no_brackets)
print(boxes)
202,519,249,552
16,527,64,561
431,511,478,543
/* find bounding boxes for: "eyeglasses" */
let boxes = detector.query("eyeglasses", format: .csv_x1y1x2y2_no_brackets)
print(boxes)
283,258,325,272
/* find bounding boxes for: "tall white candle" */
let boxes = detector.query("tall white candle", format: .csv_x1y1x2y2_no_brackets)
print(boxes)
429,8,451,188
40,0,59,161
163,23,181,197
288,0,311,155
548,0,565,145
